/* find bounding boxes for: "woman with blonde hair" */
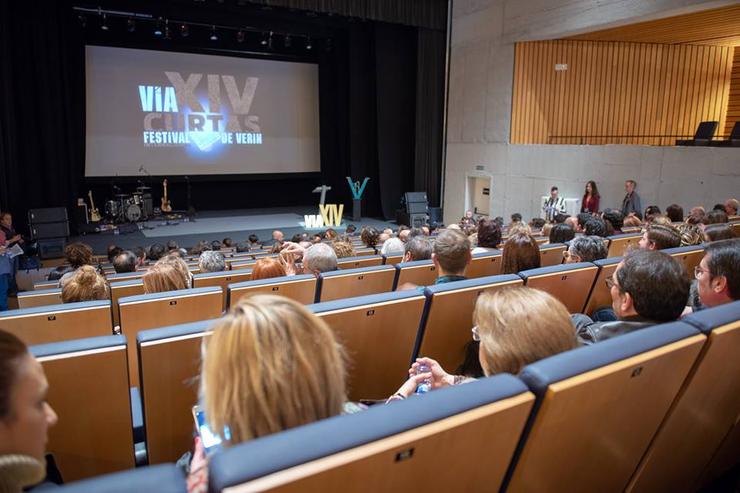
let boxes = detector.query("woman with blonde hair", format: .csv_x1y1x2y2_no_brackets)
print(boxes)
390,287,577,399
61,265,110,303
188,295,347,491
143,256,190,294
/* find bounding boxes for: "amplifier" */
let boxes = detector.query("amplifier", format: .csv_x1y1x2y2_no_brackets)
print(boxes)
37,238,66,259
28,207,68,224
30,221,70,240
407,202,428,214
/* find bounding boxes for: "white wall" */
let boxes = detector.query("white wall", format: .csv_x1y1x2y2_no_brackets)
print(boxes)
444,0,740,224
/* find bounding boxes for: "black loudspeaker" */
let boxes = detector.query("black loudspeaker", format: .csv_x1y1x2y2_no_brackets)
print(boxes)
428,207,443,224
30,222,70,239
37,238,66,259
404,192,428,204
28,207,68,224
410,213,427,228
407,202,428,214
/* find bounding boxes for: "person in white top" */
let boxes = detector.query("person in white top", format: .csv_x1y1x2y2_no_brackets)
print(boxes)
543,186,566,222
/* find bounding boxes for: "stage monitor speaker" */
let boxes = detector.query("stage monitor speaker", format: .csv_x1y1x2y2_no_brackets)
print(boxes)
37,238,66,259
30,222,70,240
404,192,428,204
428,207,443,224
28,207,68,224
410,213,427,228
407,202,428,214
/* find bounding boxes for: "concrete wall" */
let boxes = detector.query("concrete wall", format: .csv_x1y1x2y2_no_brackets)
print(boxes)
444,0,740,224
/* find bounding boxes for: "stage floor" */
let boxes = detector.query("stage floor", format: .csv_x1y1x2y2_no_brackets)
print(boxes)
70,206,397,254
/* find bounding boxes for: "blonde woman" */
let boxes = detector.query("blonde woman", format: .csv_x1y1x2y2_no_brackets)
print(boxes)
142,256,190,294
61,265,110,303
188,295,348,492
390,287,578,400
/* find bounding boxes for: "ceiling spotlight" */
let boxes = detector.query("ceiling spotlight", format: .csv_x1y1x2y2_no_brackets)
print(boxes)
153,18,163,36
180,23,189,37
305,36,313,50
100,13,109,31
236,29,245,43
284,34,292,48
164,19,171,39
126,17,136,32
210,25,218,41
260,32,268,46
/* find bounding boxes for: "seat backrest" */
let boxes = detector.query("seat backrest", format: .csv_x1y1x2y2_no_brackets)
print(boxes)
519,262,599,313
505,321,705,493
582,257,622,316
17,288,63,308
317,265,396,303
626,301,740,493
119,287,222,386
393,260,438,290
230,261,255,271
465,250,503,279
336,255,384,269
607,233,641,258
34,280,60,290
309,291,426,400
0,300,112,346
228,274,317,307
30,335,134,482
539,243,566,267
354,247,377,256
110,279,145,327
382,254,404,265
417,275,523,372
662,245,705,280
730,120,740,140
208,375,534,493
694,120,718,140
106,271,146,282
730,221,740,237
54,463,186,493
137,320,213,465
192,270,253,308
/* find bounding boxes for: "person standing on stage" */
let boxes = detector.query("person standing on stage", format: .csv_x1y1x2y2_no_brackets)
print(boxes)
581,181,600,214
543,186,567,222
621,180,642,218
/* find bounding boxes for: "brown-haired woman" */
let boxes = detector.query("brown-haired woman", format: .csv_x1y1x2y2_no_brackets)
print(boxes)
501,232,541,274
143,257,190,294
250,257,287,280
61,265,110,303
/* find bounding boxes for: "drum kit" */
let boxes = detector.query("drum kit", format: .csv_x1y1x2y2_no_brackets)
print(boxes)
104,185,154,223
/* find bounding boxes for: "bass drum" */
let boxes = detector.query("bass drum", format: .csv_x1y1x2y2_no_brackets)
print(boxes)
125,204,142,223
105,200,120,219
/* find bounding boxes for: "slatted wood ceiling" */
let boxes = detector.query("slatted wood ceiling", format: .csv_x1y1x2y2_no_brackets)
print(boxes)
510,40,733,145
725,47,740,136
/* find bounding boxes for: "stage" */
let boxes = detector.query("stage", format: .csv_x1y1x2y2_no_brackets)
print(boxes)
70,207,397,254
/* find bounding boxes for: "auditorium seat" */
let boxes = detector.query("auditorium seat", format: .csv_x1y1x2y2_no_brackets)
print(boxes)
229,261,255,271
382,253,404,265
675,120,718,146
119,287,222,385
731,221,740,237
607,232,642,258
53,464,186,493
336,254,384,269
192,270,253,308
316,265,396,303
582,257,621,316
626,301,740,493
505,320,706,492
309,291,426,400
16,287,63,308
228,274,317,307
354,247,377,256
697,413,740,488
137,320,213,465
465,250,503,279
31,335,135,481
106,271,146,282
519,262,599,313
416,275,523,372
109,279,145,327
34,279,60,290
0,300,112,346
208,375,533,493
662,244,704,280
393,260,438,290
539,243,567,267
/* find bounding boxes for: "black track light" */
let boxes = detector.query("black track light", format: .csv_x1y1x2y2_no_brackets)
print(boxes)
100,13,109,31
210,25,218,41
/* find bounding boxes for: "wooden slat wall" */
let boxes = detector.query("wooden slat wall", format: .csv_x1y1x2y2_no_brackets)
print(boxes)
511,40,734,145
725,47,740,136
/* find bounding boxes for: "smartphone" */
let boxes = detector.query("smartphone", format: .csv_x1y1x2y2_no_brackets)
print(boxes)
191,405,230,454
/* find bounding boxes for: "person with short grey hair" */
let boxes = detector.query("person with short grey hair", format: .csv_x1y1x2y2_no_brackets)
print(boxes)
565,236,608,263
113,251,138,273
303,243,338,277
199,250,226,273
403,237,432,262
381,237,405,256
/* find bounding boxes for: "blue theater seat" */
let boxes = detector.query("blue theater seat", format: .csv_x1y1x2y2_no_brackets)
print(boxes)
227,274,317,307
582,257,622,315
316,265,396,303
606,232,642,258
393,259,437,290
336,254,384,269
518,262,599,313
207,374,533,493
662,244,705,280
538,242,567,266
16,287,63,308
465,250,503,279
53,464,186,493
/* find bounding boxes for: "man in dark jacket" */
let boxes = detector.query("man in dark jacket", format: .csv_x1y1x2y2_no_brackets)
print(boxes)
574,250,689,345
621,179,642,217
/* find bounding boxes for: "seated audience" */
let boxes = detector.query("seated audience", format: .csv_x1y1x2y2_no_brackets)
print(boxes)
133,246,147,267
602,209,625,234
508,222,532,236
725,198,738,216
553,213,569,224
565,236,608,263
390,287,578,398
113,251,137,273
377,232,392,245
676,223,703,246
510,213,522,225
421,225,431,236
402,237,432,262
665,204,684,223
541,223,553,238
248,234,261,249
61,265,110,303
623,215,642,228
302,243,338,277
235,241,250,253
0,329,58,491
59,242,94,287
143,258,190,293
198,251,226,273
210,240,222,251
549,223,575,244
638,224,681,250
687,207,706,225
332,241,355,259
564,216,579,231
713,203,727,212
148,243,166,261
649,215,673,227
271,230,284,245
381,237,405,256
166,240,179,252
643,205,662,223
583,217,607,237
472,219,502,253
529,217,546,232
222,238,233,248
361,227,380,249
345,224,357,235
574,250,689,345
250,257,287,280
398,228,411,243
430,229,471,284
501,233,540,274
189,295,347,490
576,213,591,233
703,209,729,225
704,223,736,243
695,239,740,308
107,245,123,263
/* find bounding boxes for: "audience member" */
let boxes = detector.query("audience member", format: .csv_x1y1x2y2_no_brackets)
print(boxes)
564,216,579,231
113,251,137,273
649,215,673,227
166,240,179,252
581,180,600,213
508,222,532,236
303,243,338,277
59,242,94,287
623,215,642,228
554,213,569,224
398,229,411,243
421,225,431,236
639,224,681,250
621,179,642,217
143,259,190,293
61,265,109,303
235,241,250,253
199,251,226,273
549,223,575,244
665,204,684,223
501,233,540,274
725,198,738,216
541,223,553,238
381,237,405,256
602,209,625,234
643,205,662,223
583,217,608,237
345,224,357,235
377,232,392,244
676,223,703,246
402,237,432,262
687,207,706,225
713,203,727,212
332,241,355,259
529,217,546,232
133,246,147,266
704,223,736,243
510,213,522,225
574,250,689,345
210,240,222,251
360,227,380,249
148,243,166,261
472,219,502,253
222,238,233,248
250,257,287,281
430,229,471,284
248,234,261,249
565,236,608,263
703,209,729,225
576,213,591,233
107,245,123,263
695,239,740,308
271,230,284,244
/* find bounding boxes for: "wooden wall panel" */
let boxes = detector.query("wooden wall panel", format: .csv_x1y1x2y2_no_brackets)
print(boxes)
510,40,734,145
724,47,740,136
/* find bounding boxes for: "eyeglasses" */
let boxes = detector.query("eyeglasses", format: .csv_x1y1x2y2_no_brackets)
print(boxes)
694,266,710,280
471,325,480,342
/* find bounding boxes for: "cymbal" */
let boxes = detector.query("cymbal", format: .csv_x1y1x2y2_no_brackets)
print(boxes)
136,186,152,191
114,194,130,198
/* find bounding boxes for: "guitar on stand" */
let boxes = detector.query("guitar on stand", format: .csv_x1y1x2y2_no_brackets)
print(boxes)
161,179,173,213
88,190,101,222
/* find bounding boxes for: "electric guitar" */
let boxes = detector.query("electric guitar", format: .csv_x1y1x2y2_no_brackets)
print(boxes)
88,190,101,222
161,179,172,213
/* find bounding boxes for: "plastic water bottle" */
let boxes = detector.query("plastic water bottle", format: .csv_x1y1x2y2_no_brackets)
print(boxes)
415,364,432,394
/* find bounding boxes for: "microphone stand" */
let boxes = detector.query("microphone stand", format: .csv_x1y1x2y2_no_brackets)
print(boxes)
185,176,196,221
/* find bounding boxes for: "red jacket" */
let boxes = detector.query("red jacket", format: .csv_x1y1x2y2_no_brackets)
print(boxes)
581,194,600,213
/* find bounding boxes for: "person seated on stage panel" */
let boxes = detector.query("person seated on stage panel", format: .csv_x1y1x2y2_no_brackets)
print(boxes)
621,179,642,218
302,243,338,277
113,251,137,274
331,240,355,259
472,219,502,254
581,181,600,214
543,186,567,223
58,242,94,288
143,257,190,294
198,251,226,274
0,329,59,492
402,237,432,263
388,287,578,399
187,295,349,492
564,236,608,264
548,223,575,244
360,227,380,249
677,223,704,247
665,204,684,223
573,250,689,345
501,233,540,275
148,243,166,261
61,265,110,304
602,208,625,235
250,257,287,281
686,206,706,225
638,224,681,251
703,209,729,225
583,217,608,238
704,223,736,243
725,198,739,217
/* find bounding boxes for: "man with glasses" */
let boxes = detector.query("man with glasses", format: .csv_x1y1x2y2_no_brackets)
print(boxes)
690,238,740,310
573,249,689,345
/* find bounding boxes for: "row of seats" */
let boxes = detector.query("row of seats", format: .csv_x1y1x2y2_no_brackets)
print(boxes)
49,301,740,492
